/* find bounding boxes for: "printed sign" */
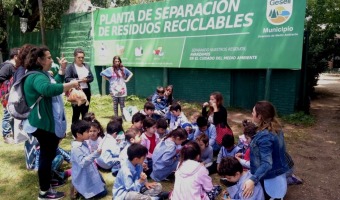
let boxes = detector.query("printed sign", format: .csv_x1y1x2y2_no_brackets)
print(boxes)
93,0,306,69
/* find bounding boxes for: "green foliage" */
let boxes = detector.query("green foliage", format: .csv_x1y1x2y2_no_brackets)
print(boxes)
43,0,71,30
306,0,340,95
281,111,316,126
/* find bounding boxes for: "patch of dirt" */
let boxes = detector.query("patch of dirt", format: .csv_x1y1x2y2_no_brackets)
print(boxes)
226,73,340,200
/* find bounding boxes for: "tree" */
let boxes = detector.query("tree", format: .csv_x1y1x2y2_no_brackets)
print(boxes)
305,0,340,96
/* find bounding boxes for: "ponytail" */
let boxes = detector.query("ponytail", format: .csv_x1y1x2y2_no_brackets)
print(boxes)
178,141,201,169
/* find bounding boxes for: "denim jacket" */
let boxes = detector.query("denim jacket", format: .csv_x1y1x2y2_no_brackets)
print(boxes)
249,129,289,184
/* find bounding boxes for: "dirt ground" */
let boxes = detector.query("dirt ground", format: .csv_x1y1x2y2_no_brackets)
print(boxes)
227,73,340,200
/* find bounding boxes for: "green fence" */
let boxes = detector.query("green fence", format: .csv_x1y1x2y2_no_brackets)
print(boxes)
7,14,302,115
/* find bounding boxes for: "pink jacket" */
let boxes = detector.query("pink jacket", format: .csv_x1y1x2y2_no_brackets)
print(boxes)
171,160,213,200
140,133,160,158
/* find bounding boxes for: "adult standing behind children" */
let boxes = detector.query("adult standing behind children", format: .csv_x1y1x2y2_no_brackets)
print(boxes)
0,48,19,144
65,48,94,123
23,46,79,199
242,101,289,200
100,55,133,117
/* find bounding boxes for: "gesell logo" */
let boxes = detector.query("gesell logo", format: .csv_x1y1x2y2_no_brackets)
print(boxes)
266,0,293,25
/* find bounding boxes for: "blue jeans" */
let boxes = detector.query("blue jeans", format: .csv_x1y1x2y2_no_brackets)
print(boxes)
2,109,13,137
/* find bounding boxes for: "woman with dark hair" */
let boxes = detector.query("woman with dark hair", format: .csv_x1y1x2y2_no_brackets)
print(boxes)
23,46,79,199
100,55,133,117
165,85,174,106
65,48,94,122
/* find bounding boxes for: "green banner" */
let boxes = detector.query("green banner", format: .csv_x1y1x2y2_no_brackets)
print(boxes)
93,0,306,69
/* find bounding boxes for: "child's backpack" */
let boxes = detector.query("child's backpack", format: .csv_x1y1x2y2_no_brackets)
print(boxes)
7,71,44,120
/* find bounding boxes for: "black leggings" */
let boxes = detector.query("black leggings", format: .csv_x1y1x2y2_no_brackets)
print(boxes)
71,88,91,123
32,129,60,191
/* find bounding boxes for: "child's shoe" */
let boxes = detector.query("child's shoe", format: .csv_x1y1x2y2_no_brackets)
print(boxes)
287,174,303,185
38,188,64,200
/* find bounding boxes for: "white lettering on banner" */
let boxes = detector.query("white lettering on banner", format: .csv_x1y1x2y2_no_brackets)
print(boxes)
100,12,135,25
269,0,291,5
138,9,152,21
263,26,294,33
154,0,240,20
97,0,255,36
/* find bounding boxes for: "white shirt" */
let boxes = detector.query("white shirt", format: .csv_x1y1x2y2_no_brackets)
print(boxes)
75,64,89,89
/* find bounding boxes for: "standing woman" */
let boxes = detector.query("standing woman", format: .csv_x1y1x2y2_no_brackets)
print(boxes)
23,46,79,199
100,55,133,117
65,48,94,123
242,101,289,200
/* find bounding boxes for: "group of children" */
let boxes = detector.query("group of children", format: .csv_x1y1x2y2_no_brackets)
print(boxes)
47,87,302,200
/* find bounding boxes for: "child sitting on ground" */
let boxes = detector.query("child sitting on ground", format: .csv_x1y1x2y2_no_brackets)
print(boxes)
140,102,161,120
151,127,188,181
235,120,257,170
193,116,218,151
83,112,96,122
217,134,242,171
168,102,189,131
85,120,105,153
189,111,200,132
196,133,216,175
119,128,142,162
130,112,146,133
96,121,123,171
35,143,72,187
156,118,168,139
218,157,264,200
151,86,169,116
182,123,195,141
141,118,160,174
171,141,221,200
112,143,163,200
71,120,107,199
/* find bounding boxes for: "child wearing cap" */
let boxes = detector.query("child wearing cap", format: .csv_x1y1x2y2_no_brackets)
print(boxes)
181,123,195,141
218,157,264,200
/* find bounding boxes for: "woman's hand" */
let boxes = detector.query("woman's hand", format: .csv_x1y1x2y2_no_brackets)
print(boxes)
203,102,209,107
56,53,67,70
211,102,218,111
242,179,255,198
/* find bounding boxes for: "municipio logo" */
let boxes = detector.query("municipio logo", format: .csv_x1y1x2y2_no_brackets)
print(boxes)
266,0,293,25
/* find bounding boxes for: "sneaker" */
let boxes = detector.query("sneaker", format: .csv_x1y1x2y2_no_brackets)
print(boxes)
287,174,303,185
50,179,65,189
38,188,64,200
3,134,14,144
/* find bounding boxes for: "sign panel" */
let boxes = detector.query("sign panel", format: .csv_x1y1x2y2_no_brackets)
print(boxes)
93,0,306,69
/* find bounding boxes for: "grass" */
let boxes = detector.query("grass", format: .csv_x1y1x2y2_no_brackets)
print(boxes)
0,95,224,199
281,111,316,127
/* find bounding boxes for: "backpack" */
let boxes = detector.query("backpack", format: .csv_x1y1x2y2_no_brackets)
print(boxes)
0,60,11,69
7,71,44,120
